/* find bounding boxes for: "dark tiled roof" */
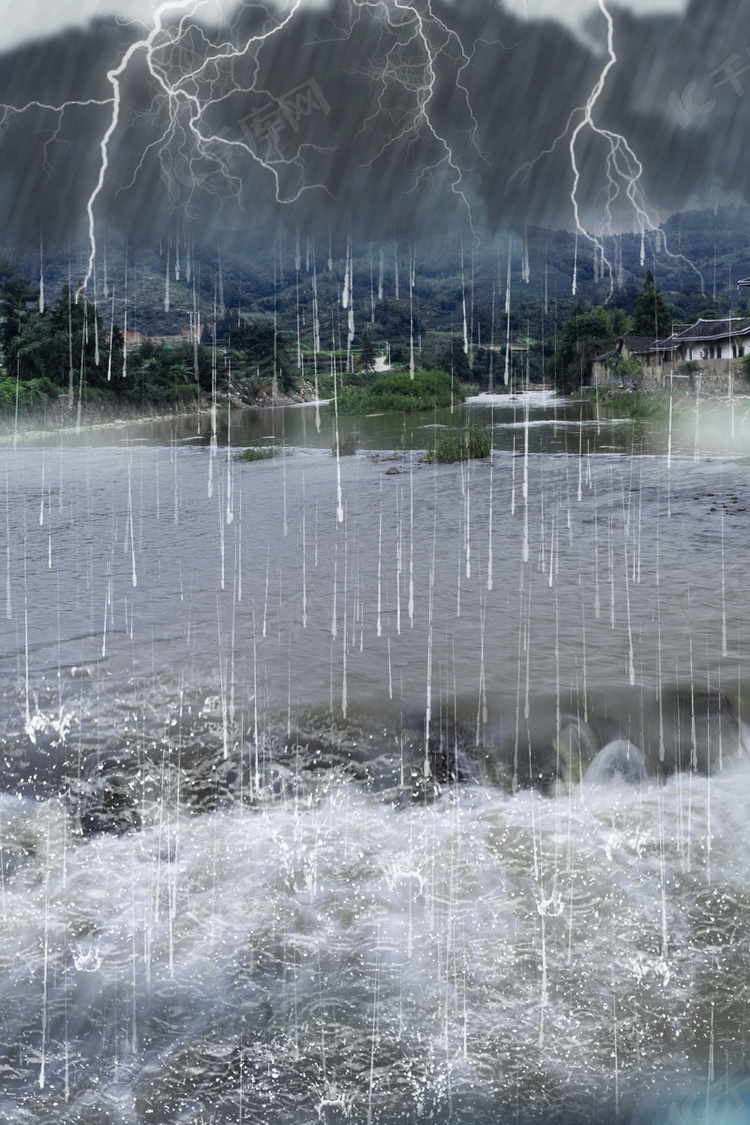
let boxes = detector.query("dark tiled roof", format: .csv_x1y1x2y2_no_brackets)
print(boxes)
620,334,657,352
594,334,656,362
639,334,684,353
633,317,750,354
637,325,693,352
671,317,750,341
600,317,750,362
631,340,673,355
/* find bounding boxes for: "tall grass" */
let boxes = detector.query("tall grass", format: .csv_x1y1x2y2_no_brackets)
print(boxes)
236,445,278,462
425,421,492,463
332,431,360,456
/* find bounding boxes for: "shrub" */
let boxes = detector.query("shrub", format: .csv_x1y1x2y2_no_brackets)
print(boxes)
332,431,359,456
236,445,277,461
597,389,672,419
608,355,643,385
425,421,491,463
124,343,201,403
332,369,463,415
0,376,59,412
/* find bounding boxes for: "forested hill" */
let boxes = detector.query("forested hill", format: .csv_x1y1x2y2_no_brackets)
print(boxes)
2,206,750,407
5,208,750,346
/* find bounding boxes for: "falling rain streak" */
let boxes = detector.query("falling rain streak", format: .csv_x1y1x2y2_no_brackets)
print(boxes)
0,388,749,1125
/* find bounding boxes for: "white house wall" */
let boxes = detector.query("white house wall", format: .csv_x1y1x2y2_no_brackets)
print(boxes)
638,360,741,393
693,341,747,359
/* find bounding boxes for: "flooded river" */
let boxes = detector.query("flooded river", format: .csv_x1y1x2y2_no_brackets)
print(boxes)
2,391,750,1123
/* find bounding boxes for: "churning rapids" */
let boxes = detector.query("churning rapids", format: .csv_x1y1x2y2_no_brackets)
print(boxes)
3,393,750,1124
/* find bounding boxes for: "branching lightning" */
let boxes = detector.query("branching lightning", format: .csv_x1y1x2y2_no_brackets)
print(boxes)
0,0,702,304
342,0,489,233
70,0,487,295
0,1,340,303
79,0,330,298
509,0,704,296
0,0,493,290
0,98,115,185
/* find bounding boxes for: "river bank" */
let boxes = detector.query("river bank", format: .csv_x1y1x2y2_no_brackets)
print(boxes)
0,398,203,445
580,385,750,425
0,379,326,444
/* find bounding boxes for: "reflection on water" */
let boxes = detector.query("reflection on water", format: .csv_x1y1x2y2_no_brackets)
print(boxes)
10,389,750,463
0,390,750,1122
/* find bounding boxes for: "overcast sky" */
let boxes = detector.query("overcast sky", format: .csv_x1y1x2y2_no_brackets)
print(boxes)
0,0,740,249
0,0,690,52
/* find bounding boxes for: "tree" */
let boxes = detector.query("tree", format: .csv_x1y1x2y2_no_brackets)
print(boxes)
426,335,472,382
372,299,423,340
631,271,672,338
4,284,119,396
125,339,206,402
607,354,643,386
470,346,492,387
0,258,39,367
231,321,299,392
556,304,614,390
359,331,376,373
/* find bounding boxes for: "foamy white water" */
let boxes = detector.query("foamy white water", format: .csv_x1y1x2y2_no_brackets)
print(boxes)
1,398,750,1123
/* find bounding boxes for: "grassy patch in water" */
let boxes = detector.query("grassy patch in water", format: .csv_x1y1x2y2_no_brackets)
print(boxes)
332,369,462,415
235,445,278,461
332,431,360,456
425,421,491,463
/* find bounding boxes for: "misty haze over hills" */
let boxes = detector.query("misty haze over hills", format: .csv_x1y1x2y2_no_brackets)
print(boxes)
4,207,749,367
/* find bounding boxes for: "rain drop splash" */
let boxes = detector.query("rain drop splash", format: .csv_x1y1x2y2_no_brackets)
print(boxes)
1,288,750,1125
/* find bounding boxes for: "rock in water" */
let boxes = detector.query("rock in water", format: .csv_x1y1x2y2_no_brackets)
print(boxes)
584,740,650,787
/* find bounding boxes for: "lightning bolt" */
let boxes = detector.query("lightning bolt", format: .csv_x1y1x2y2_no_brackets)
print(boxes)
509,0,704,296
568,0,654,292
4,1,528,294
0,97,115,190
79,0,336,299
343,0,489,234
72,0,489,290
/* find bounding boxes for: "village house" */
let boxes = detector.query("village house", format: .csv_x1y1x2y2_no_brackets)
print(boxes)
592,332,657,376
639,317,750,365
592,316,750,392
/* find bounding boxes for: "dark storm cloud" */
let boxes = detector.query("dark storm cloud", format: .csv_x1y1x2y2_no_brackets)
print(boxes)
0,0,746,252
